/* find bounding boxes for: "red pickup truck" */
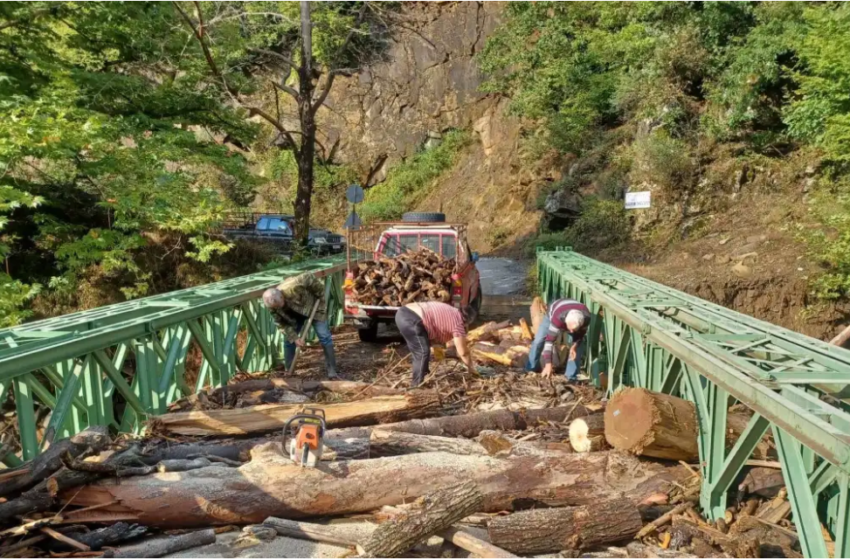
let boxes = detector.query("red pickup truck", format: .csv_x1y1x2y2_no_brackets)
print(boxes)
344,213,482,342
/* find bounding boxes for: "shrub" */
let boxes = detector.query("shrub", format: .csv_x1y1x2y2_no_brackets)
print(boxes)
802,178,850,299
526,197,630,255
629,130,694,195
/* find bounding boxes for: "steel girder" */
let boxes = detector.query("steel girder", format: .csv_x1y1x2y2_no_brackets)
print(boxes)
538,248,850,558
0,257,345,465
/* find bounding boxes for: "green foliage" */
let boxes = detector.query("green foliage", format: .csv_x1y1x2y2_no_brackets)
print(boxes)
526,198,630,255
0,275,40,327
360,130,471,222
629,130,694,194
802,178,850,299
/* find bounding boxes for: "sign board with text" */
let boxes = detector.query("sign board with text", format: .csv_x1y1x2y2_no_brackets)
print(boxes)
625,191,651,209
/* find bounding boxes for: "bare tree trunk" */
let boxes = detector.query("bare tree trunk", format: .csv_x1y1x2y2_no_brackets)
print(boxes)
294,0,316,246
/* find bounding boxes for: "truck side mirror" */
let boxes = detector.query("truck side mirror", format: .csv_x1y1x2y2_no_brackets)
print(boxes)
471,252,479,263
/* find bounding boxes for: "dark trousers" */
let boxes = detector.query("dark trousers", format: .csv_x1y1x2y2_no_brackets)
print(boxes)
395,308,430,387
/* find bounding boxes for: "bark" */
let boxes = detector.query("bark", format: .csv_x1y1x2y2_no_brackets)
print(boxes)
726,413,775,460
604,388,699,461
569,414,608,453
139,436,369,464
369,429,486,456
64,522,147,550
487,499,643,554
263,517,363,547
65,448,688,529
530,297,546,335
626,542,698,558
103,529,215,558
738,467,785,499
365,405,594,439
361,481,483,557
293,1,316,245
152,391,442,436
440,527,517,558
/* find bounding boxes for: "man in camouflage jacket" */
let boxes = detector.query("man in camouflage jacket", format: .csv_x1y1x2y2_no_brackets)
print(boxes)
262,272,337,378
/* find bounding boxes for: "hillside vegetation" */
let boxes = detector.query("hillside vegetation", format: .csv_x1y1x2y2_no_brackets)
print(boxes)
478,2,850,300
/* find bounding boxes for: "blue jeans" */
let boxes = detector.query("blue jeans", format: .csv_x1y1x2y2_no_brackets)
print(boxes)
284,317,334,369
525,315,585,381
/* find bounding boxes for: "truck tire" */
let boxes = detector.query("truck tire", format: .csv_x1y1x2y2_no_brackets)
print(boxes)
357,321,379,343
402,212,446,223
471,281,483,314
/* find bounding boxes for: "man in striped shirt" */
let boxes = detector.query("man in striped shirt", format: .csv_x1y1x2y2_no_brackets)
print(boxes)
526,298,591,381
395,301,478,387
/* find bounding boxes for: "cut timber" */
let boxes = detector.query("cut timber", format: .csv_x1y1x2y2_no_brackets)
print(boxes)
605,388,699,461
367,405,595,439
530,297,546,335
440,528,517,558
467,321,512,343
519,318,533,341
626,542,698,558
152,391,441,436
263,517,365,547
370,429,572,458
487,499,643,554
102,529,215,558
569,414,607,453
139,436,369,463
66,448,689,528
362,481,482,557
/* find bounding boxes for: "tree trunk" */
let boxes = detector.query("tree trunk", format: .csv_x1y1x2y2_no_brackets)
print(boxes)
293,1,316,246
487,499,643,554
65,522,147,551
138,436,368,464
362,405,595,439
369,429,571,458
65,448,688,529
152,391,442,436
361,481,482,557
263,517,364,547
604,388,699,461
569,414,608,453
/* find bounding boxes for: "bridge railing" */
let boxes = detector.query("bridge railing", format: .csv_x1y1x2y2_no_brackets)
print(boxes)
0,257,346,466
538,247,850,558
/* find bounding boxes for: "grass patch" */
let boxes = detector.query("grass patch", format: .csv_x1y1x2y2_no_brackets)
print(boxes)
360,130,471,222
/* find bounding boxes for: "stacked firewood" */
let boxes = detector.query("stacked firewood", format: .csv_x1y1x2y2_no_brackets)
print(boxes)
349,248,455,306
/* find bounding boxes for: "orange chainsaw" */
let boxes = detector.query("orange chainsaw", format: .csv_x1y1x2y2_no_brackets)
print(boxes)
283,407,326,468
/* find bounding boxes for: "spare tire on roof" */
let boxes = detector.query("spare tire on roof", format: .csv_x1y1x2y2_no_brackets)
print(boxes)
402,212,446,223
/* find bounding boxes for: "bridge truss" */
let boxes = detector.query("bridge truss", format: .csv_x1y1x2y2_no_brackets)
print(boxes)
538,248,850,558
0,257,346,466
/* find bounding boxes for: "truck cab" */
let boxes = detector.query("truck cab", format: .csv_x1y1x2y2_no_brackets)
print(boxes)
344,216,481,342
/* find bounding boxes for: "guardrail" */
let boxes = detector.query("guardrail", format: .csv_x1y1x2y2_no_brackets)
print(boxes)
538,247,850,558
0,256,346,466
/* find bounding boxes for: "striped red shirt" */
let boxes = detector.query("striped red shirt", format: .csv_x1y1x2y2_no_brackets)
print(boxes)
419,302,466,344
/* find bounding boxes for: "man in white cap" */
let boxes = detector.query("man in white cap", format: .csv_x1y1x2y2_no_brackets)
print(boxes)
262,273,337,378
525,298,591,382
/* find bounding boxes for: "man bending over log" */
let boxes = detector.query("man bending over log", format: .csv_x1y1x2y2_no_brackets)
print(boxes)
263,273,338,378
526,298,591,382
396,302,477,387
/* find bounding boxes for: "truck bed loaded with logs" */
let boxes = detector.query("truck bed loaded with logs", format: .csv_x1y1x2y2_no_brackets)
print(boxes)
343,212,482,342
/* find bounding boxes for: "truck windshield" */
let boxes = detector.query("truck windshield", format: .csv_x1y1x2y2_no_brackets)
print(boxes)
259,217,292,233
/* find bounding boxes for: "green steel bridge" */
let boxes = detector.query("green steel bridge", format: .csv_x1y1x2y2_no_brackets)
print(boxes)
1,248,850,557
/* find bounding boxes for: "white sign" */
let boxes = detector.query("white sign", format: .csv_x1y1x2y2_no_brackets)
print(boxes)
625,191,651,210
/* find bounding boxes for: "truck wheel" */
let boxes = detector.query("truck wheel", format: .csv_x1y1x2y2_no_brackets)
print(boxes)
358,322,379,343
471,281,483,313
402,212,446,223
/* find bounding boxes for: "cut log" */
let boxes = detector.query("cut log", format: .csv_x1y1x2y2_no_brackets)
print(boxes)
370,429,571,459
362,481,483,557
263,517,364,547
365,405,595,439
530,297,546,335
487,499,643,554
102,529,215,558
739,467,785,499
467,321,512,343
65,447,689,529
726,412,775,460
152,391,442,436
605,388,699,461
138,436,369,464
626,542,698,558
569,414,607,453
519,318,533,341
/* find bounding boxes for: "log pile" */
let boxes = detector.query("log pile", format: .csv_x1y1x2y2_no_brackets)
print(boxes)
349,248,456,306
0,335,805,558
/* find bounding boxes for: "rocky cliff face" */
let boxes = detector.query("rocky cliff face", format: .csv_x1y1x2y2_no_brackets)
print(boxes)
317,2,553,252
